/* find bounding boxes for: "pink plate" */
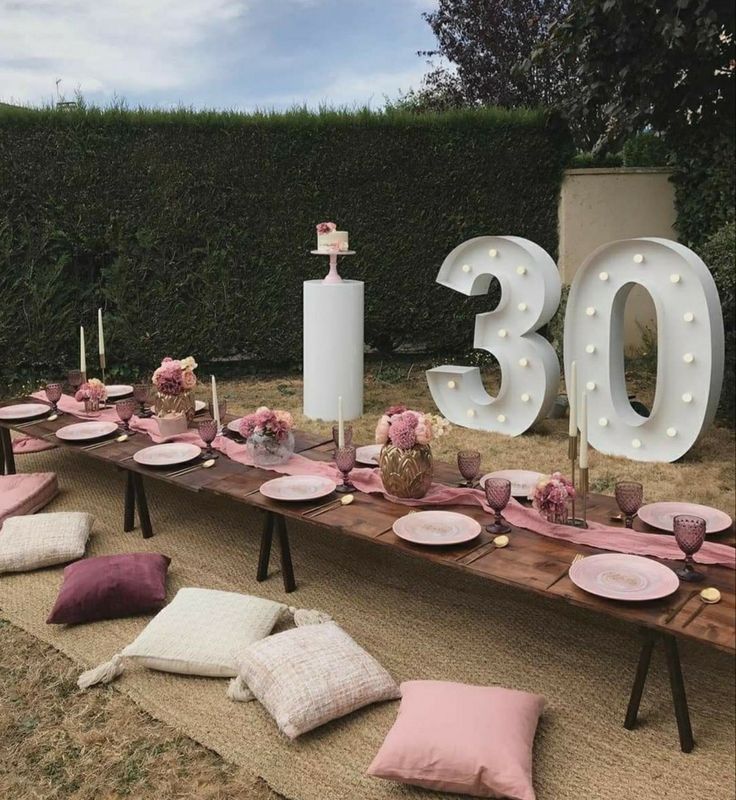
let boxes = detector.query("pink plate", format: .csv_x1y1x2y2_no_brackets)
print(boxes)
355,444,382,466
259,475,336,502
0,403,51,422
569,553,679,602
133,443,202,468
55,421,119,442
479,470,544,498
393,511,481,547
638,502,732,535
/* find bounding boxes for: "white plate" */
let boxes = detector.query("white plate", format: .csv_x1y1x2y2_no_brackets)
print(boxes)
259,475,336,502
55,421,119,442
569,553,680,602
393,510,481,547
105,384,134,400
0,403,51,422
356,444,382,466
134,443,202,468
479,470,544,498
150,400,206,415
637,502,732,535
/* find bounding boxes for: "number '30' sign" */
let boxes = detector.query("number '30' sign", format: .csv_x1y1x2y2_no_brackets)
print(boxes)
426,236,724,463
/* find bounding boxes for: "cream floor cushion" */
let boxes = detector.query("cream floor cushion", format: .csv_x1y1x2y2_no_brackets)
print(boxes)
0,511,92,573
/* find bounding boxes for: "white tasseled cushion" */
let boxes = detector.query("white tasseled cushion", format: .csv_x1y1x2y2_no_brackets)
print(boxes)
121,587,287,677
0,511,92,573
234,621,401,738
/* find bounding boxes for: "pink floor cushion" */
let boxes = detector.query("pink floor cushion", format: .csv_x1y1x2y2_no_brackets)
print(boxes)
367,680,545,800
47,552,171,624
12,434,57,454
0,473,58,528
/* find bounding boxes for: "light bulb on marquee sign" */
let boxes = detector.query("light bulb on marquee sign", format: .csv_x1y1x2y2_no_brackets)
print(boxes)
427,236,724,463
426,236,562,436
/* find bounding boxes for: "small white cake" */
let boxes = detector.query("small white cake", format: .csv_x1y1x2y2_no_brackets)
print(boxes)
316,222,349,252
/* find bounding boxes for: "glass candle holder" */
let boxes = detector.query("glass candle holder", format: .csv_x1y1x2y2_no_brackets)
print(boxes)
484,478,512,534
67,370,83,394
335,445,357,494
133,383,151,417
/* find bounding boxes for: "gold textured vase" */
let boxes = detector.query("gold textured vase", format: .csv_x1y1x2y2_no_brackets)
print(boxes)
380,443,433,499
156,391,195,423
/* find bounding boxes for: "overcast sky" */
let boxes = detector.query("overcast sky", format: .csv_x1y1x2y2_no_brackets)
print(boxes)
0,0,439,110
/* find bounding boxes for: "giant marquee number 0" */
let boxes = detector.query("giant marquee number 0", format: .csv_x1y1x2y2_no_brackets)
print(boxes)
427,236,724,463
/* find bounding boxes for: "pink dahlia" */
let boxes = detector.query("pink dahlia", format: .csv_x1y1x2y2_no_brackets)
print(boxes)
316,222,336,235
388,412,418,449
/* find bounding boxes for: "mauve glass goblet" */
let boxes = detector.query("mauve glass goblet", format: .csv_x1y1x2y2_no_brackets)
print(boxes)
45,382,63,413
332,424,353,448
615,481,644,528
67,370,83,394
133,383,151,416
457,450,481,488
335,445,356,494
484,478,512,534
673,514,706,582
115,398,138,432
198,417,220,460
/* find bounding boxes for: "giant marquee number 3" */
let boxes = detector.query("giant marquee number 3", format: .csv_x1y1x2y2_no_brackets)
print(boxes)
427,236,724,463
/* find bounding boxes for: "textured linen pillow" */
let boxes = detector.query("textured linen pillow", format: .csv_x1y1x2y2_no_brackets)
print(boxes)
78,587,290,688
367,680,545,800
0,472,59,528
228,621,401,738
0,511,92,573
47,552,171,624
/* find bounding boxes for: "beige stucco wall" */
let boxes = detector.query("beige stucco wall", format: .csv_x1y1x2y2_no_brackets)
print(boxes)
558,167,677,352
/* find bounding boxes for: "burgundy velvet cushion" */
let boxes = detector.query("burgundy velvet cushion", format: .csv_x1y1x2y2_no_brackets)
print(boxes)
47,552,171,624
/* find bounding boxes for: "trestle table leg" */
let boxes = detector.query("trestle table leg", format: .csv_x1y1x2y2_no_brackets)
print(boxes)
1,427,16,475
276,514,296,593
257,512,274,582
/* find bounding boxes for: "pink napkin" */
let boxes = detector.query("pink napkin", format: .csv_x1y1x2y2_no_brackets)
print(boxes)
12,434,57,454
215,437,735,569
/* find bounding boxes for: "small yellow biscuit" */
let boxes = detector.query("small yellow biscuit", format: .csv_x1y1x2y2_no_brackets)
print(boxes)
493,535,510,548
700,587,721,604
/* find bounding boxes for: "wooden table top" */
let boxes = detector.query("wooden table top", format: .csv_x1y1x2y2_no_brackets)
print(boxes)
3,407,735,654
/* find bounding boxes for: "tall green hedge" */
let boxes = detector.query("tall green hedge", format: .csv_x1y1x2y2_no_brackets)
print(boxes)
0,106,572,380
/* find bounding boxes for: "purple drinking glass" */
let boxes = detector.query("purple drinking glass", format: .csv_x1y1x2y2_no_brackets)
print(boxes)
484,478,512,534
673,514,706,582
198,417,220,460
457,450,481,488
115,398,138,432
133,383,151,417
44,382,63,413
334,445,356,494
332,424,353,448
67,370,84,395
614,481,644,528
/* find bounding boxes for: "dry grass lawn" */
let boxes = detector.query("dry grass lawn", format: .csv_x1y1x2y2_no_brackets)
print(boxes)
1,361,733,799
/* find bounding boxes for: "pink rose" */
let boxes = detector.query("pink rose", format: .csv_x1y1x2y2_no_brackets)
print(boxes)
182,370,196,390
375,414,390,444
316,222,337,235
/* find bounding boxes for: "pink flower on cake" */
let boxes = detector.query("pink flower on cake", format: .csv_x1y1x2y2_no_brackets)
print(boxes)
316,222,336,235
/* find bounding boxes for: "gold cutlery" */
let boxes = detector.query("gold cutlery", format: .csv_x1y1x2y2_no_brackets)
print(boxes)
166,458,216,478
304,494,354,518
682,587,722,628
571,553,585,567
663,590,699,624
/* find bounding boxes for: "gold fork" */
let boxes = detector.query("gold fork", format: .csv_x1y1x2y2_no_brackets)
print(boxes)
571,554,585,567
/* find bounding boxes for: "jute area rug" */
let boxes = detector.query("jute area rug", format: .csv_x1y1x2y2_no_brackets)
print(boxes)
1,448,734,800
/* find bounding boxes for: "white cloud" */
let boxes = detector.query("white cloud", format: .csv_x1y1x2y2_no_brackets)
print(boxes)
0,0,250,103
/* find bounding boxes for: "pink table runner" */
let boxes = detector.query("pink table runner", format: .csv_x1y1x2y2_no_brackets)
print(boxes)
33,394,736,569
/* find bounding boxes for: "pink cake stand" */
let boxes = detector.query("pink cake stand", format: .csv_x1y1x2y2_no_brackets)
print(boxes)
310,249,356,284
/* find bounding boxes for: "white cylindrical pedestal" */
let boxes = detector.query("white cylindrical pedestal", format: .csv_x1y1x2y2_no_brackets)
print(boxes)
303,279,364,421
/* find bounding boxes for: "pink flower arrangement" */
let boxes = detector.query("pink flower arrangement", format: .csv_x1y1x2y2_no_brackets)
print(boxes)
531,472,576,518
375,405,450,449
316,222,336,235
152,356,198,396
75,378,107,402
239,406,293,443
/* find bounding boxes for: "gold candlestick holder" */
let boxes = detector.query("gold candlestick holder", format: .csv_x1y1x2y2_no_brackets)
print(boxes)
567,435,587,527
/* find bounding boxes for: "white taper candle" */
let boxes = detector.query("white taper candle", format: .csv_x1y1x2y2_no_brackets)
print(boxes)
579,391,589,468
80,326,86,374
211,375,220,432
337,395,344,448
97,308,105,356
568,360,577,437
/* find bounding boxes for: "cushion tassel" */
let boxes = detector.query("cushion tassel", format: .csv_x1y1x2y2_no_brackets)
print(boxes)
288,606,332,627
227,674,255,702
77,654,125,689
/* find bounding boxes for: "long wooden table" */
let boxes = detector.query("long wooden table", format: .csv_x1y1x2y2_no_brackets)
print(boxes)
1,406,734,753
